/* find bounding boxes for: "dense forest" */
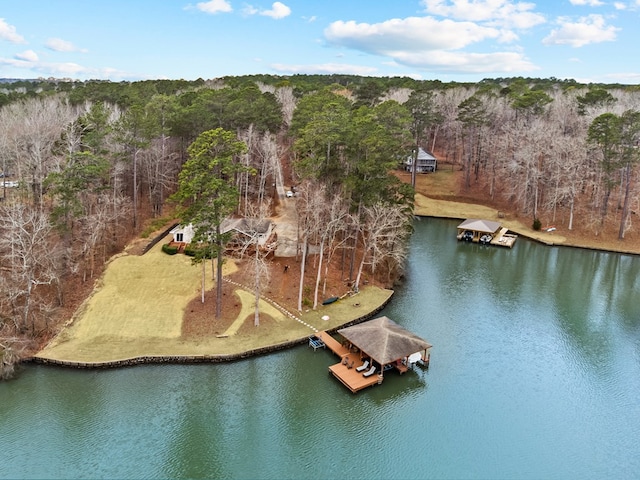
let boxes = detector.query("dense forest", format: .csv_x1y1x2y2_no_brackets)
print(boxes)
1,74,639,378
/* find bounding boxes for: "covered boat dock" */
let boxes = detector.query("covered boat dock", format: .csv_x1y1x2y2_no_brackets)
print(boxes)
456,218,517,248
312,317,432,393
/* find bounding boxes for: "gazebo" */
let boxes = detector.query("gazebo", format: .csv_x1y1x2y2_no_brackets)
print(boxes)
456,218,502,243
338,316,432,378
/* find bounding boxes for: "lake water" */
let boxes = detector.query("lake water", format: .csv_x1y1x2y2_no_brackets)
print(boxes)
2,217,640,480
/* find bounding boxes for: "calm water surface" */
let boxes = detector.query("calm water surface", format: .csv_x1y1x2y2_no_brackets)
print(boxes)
2,218,640,480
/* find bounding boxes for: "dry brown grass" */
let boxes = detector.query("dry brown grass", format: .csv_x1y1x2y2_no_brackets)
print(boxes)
35,235,393,364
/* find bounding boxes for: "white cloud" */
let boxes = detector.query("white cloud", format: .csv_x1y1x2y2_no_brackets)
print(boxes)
243,5,258,15
245,2,291,19
0,57,34,70
0,57,84,75
0,56,138,80
45,38,88,53
569,0,604,6
392,49,538,73
543,14,619,47
323,14,541,75
45,62,87,75
270,62,378,75
325,17,503,54
15,50,38,62
602,72,640,84
196,0,232,14
421,0,546,29
0,18,26,44
263,2,291,19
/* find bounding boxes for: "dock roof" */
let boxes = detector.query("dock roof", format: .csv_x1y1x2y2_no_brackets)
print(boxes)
338,316,432,366
457,218,501,233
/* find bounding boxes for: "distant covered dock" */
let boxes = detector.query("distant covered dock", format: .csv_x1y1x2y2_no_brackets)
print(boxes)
456,218,517,248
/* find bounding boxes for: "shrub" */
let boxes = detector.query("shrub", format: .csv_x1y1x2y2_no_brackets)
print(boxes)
532,218,542,231
184,244,215,258
162,243,178,255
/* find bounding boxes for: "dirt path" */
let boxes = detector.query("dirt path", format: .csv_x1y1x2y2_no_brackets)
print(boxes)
272,177,299,257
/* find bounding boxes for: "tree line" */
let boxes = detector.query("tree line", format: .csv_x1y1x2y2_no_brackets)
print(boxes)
1,75,639,378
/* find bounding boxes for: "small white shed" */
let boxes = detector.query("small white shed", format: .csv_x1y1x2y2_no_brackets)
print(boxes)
169,224,195,244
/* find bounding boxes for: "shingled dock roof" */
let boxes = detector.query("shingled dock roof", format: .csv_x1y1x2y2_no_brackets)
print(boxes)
457,218,501,234
338,316,432,366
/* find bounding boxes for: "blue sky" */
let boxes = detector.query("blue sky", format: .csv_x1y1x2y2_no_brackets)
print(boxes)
1,0,639,83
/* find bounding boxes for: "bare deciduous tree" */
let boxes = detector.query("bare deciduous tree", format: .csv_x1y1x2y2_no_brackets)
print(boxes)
354,203,412,293
295,181,326,311
313,192,349,309
0,96,78,207
0,203,61,335
231,200,275,326
141,138,180,217
275,86,296,128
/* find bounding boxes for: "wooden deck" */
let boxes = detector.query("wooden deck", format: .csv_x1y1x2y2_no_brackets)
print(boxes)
490,227,517,248
328,361,382,393
315,331,383,393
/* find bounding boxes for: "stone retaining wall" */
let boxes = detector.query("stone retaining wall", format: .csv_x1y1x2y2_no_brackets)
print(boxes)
142,223,179,255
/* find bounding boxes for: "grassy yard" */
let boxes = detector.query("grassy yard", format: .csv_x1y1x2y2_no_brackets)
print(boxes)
35,236,393,365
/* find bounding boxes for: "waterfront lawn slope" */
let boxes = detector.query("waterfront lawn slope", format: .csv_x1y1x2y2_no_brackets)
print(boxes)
407,169,640,256
34,237,393,365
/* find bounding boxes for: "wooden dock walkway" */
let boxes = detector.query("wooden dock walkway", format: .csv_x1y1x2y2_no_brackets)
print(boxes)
316,331,350,358
314,331,382,393
490,227,517,248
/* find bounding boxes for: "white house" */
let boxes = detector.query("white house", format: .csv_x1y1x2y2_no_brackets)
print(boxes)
405,147,437,173
170,218,273,247
169,223,195,244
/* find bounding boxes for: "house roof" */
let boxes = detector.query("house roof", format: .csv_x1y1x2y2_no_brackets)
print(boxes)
171,218,271,238
338,316,432,366
457,218,501,233
416,147,436,161
169,224,192,234
221,217,272,236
